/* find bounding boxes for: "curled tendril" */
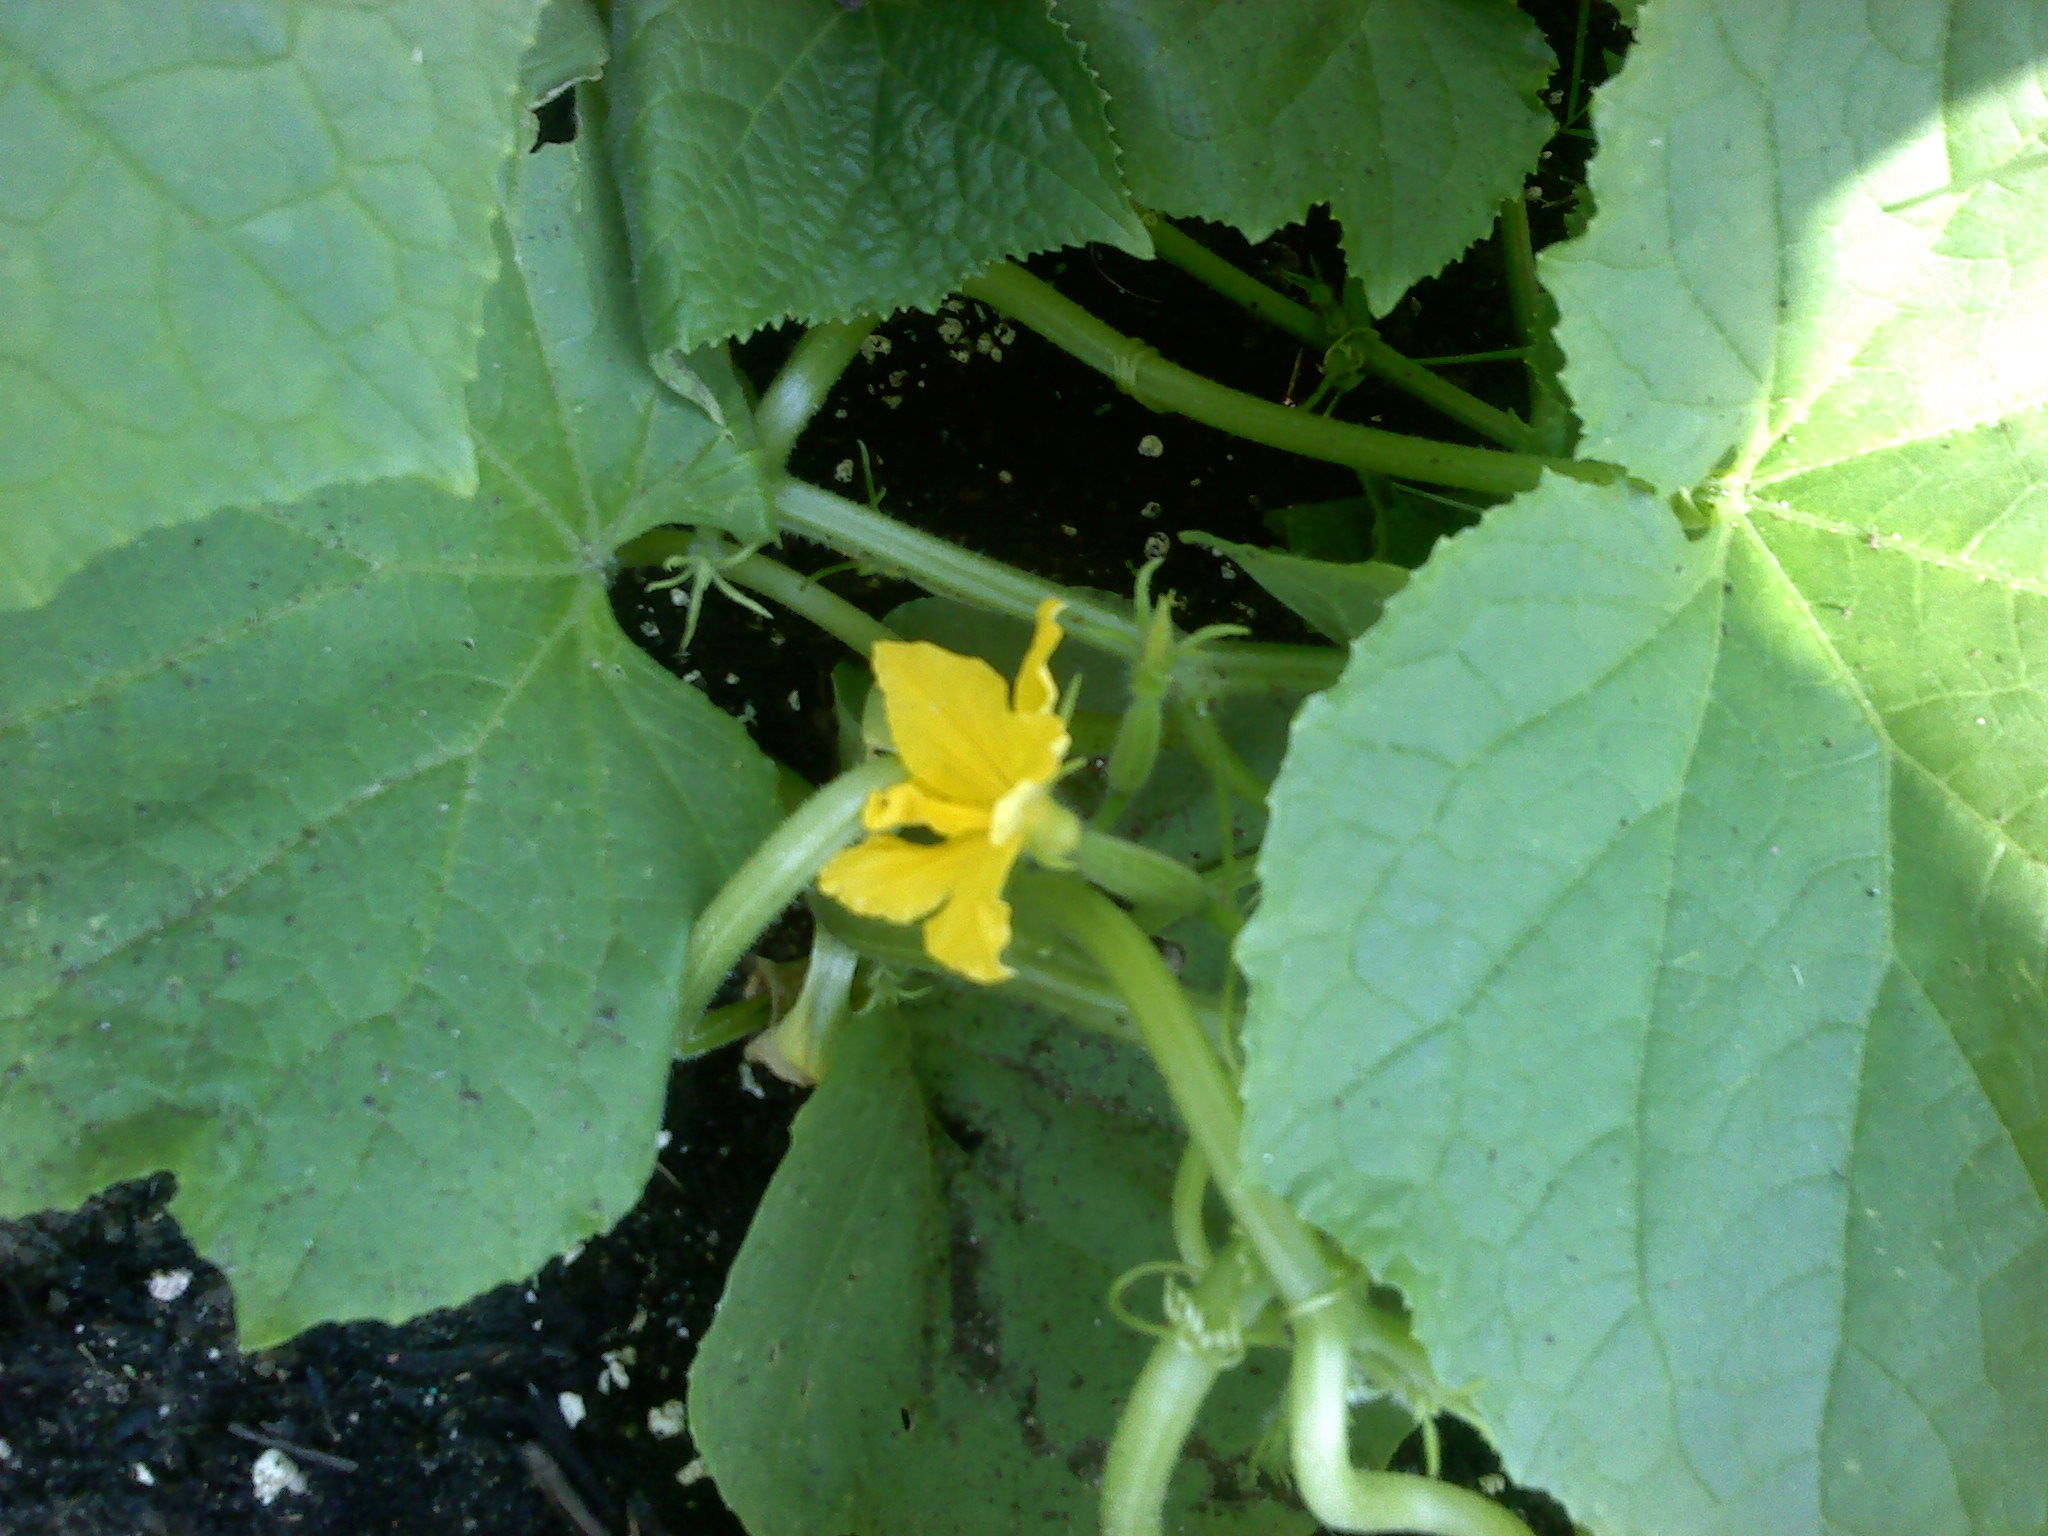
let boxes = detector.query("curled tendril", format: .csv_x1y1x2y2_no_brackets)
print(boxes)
1106,1259,1202,1345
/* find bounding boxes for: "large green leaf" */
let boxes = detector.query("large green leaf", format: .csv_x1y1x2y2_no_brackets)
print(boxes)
0,0,545,611
1241,5,2048,1531
605,0,1149,351
690,996,1307,1536
1053,0,1554,312
1240,482,2048,1536
0,141,778,1345
1541,0,2048,493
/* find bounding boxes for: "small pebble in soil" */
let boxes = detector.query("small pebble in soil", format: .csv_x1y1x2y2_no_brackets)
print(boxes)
833,458,855,482
146,1267,192,1302
1144,533,1171,560
558,1391,587,1428
133,1463,156,1486
251,1448,308,1506
647,1401,689,1440
677,1458,710,1487
1139,500,1162,519
1137,433,1164,457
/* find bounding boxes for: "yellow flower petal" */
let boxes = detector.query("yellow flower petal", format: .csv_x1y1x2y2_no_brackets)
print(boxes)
874,639,1066,804
1012,599,1067,716
921,833,1024,983
818,833,974,925
863,780,991,838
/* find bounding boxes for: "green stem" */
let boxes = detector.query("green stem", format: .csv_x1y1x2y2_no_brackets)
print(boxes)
754,316,880,464
1496,197,1569,453
1018,878,1337,1310
963,264,1615,497
1409,348,1529,367
1144,217,1537,451
677,759,904,1031
1335,327,1544,453
1100,1241,1272,1536
1498,195,1545,365
725,551,897,656
772,478,1344,699
1290,1306,1534,1536
1170,1144,1214,1271
1143,214,1329,348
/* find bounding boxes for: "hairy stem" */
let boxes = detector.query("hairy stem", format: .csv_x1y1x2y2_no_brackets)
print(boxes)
963,263,1615,497
772,478,1345,699
753,316,880,464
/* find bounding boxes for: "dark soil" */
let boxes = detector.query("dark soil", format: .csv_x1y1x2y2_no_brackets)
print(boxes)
1,6,1621,1530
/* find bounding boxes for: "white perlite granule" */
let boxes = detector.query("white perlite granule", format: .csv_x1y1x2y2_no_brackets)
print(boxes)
251,1449,307,1505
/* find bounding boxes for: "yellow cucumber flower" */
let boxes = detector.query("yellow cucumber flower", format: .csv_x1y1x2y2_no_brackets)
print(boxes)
818,599,1080,983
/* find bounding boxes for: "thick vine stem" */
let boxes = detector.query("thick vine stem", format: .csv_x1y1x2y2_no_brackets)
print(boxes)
1101,1240,1274,1536
1290,1305,1535,1536
676,759,904,1034
753,315,881,464
771,479,1345,699
962,263,1616,497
